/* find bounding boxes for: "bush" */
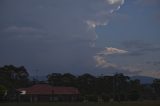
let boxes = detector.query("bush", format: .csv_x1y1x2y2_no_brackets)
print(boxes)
0,85,7,101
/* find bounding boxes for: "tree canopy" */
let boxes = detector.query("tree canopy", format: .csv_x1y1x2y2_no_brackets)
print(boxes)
0,65,160,102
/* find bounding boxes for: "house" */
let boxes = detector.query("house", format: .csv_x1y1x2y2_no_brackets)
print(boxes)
17,84,80,102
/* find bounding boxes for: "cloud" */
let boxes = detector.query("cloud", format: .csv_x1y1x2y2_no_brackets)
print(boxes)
124,65,160,78
154,13,160,24
93,47,160,78
140,70,160,78
0,0,126,75
94,55,117,68
1,26,46,39
0,0,125,45
122,40,150,49
107,0,124,5
94,56,160,78
94,47,128,68
93,43,160,78
122,40,160,56
134,0,160,6
93,57,144,76
97,47,128,55
94,60,160,78
126,52,144,56
4,26,44,34
146,61,160,66
115,64,160,78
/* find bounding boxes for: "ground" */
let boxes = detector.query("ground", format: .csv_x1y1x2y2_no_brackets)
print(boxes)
1,101,160,106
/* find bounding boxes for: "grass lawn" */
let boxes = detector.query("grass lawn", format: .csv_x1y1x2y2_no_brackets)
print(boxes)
1,101,160,106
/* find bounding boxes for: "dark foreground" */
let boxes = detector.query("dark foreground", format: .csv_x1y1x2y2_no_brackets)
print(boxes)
1,101,160,106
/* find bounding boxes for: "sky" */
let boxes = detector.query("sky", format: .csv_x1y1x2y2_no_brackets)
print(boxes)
0,0,160,78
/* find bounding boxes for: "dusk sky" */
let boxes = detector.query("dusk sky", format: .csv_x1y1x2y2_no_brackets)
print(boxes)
0,0,160,78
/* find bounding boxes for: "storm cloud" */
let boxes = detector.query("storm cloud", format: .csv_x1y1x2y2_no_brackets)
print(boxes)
0,0,125,75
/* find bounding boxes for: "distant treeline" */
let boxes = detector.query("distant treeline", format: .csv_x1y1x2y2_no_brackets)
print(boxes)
0,65,160,102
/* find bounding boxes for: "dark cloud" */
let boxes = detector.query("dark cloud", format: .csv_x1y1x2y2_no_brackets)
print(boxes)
146,61,160,66
134,0,160,6
0,0,124,42
122,40,160,56
153,13,160,24
122,40,151,49
126,52,144,56
0,0,124,75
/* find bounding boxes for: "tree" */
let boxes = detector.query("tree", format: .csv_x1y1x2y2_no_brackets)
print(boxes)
76,73,97,101
47,73,63,86
61,73,76,86
77,74,96,93
0,65,30,88
152,79,160,99
113,73,130,101
128,79,141,101
0,85,7,101
94,75,114,101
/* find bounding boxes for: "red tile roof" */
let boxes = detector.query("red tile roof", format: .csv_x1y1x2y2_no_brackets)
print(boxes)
53,87,79,95
17,84,80,95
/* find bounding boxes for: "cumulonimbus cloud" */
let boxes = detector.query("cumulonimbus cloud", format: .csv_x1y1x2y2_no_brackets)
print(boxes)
0,0,126,75
4,26,43,34
2,0,125,45
107,0,124,5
